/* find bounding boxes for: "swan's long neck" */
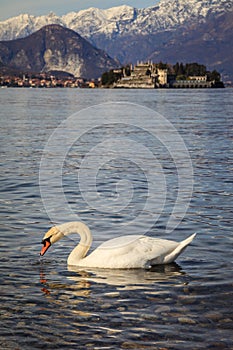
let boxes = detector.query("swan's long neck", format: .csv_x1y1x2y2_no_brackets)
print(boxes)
58,222,93,265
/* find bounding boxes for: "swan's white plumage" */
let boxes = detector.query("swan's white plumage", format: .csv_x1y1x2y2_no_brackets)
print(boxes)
40,221,196,269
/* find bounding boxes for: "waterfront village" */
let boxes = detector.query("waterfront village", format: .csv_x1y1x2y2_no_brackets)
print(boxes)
0,61,224,88
0,73,93,88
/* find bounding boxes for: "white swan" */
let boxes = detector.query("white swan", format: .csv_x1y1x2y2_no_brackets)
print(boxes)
40,221,196,269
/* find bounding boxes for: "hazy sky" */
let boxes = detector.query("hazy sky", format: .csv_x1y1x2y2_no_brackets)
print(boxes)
0,0,160,21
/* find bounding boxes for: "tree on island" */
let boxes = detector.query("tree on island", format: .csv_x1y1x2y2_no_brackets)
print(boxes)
101,69,122,86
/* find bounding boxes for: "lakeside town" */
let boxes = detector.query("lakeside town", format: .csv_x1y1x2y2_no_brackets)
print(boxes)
0,73,97,88
0,61,225,89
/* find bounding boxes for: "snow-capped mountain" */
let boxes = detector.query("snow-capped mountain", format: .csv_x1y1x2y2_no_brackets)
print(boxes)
63,0,232,38
0,0,232,41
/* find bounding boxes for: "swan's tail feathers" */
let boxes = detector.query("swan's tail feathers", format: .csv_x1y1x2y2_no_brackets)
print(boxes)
163,233,197,264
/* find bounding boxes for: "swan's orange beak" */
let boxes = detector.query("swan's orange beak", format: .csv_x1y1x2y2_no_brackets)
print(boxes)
40,238,51,256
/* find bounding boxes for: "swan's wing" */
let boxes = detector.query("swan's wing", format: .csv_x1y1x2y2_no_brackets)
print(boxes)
140,233,196,265
84,235,178,268
98,235,144,249
133,236,179,266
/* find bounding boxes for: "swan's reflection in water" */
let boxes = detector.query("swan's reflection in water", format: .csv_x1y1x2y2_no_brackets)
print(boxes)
67,263,185,290
39,261,189,323
40,262,186,297
40,268,92,298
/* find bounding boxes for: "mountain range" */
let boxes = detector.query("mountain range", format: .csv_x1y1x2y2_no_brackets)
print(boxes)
0,0,233,82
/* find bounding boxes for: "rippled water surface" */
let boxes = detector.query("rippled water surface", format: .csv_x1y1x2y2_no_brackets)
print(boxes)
1,88,233,349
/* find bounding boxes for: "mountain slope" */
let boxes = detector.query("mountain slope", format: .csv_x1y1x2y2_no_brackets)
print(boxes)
0,24,119,79
147,10,233,83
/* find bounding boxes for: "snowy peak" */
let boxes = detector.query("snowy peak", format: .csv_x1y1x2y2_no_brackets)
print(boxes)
0,12,64,40
62,5,137,38
104,5,136,20
169,0,231,17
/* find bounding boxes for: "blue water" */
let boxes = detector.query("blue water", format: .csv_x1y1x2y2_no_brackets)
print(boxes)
0,88,233,349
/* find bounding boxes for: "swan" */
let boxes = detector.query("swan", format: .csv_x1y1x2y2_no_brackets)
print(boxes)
40,221,196,269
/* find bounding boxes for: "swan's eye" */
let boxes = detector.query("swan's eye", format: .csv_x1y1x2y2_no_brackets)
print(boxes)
41,236,51,245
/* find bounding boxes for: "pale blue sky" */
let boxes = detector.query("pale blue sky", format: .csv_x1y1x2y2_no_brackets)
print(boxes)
0,0,160,21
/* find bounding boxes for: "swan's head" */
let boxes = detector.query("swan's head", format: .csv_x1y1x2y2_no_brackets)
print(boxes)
40,226,64,256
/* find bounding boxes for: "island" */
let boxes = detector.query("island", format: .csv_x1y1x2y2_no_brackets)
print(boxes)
101,61,224,89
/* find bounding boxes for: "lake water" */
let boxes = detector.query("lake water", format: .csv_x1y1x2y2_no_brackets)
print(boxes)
0,88,233,349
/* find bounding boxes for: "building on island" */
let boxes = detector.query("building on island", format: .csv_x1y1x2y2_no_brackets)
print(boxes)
113,62,172,88
157,68,168,86
113,62,223,89
172,75,212,88
113,62,156,88
188,75,207,81
113,62,160,88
